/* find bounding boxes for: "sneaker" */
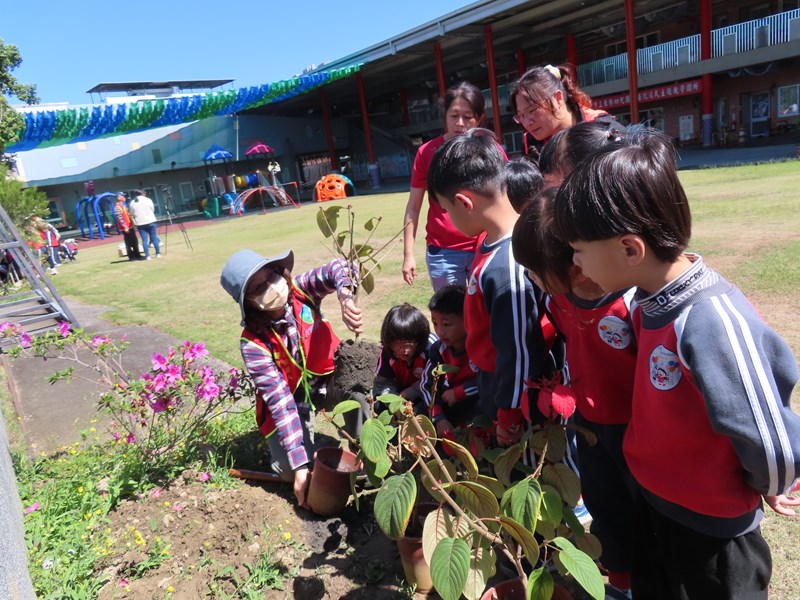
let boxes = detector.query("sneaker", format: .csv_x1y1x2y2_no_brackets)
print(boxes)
146,256,152,261
573,496,592,526
156,254,161,259
47,267,58,275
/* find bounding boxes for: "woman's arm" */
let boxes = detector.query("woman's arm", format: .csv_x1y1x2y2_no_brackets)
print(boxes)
402,187,425,285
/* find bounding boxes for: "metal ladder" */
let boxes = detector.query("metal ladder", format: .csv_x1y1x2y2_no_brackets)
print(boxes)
0,202,79,349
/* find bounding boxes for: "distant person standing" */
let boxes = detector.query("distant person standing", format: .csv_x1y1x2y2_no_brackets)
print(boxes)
128,190,161,260
114,193,143,261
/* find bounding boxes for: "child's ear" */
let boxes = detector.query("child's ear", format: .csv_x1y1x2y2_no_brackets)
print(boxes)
619,234,646,265
454,192,475,212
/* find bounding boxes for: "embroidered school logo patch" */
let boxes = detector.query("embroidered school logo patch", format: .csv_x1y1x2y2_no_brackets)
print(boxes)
649,345,682,390
467,272,478,295
597,316,632,349
300,305,314,324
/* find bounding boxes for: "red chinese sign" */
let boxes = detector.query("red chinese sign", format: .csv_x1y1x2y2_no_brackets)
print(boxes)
593,79,702,111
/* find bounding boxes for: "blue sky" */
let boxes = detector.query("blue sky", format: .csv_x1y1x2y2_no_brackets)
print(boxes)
3,0,468,106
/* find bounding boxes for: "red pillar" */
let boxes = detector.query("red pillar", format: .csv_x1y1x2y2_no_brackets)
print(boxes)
318,88,337,170
356,73,380,187
700,0,714,146
399,87,410,127
484,25,502,140
624,0,639,125
566,33,577,68
434,42,447,99
516,49,526,76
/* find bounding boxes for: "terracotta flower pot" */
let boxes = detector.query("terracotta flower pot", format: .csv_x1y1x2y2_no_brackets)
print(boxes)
480,579,574,600
397,502,440,594
306,446,361,517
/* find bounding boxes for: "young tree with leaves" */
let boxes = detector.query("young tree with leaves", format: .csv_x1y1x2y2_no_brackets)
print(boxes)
0,38,38,158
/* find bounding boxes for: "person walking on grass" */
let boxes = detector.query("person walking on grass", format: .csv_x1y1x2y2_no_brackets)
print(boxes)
128,189,161,260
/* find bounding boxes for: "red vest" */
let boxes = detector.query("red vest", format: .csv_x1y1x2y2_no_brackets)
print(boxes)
242,286,340,437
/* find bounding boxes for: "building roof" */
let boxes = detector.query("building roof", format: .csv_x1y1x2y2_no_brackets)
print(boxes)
86,80,234,94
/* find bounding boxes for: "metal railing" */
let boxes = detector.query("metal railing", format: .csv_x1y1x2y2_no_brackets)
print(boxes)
577,9,800,87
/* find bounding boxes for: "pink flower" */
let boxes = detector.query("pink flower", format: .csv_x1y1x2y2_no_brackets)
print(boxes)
58,321,71,337
125,433,136,444
199,472,211,482
197,380,221,403
183,342,208,362
165,363,184,383
150,488,162,499
19,332,32,348
119,578,129,588
91,335,109,349
151,353,168,371
172,503,184,513
112,432,121,441
120,334,128,342
24,502,40,515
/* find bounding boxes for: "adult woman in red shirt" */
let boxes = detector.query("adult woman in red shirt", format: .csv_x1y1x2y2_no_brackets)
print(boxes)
401,81,488,292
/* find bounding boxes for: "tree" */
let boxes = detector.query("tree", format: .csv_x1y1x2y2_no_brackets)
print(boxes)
0,39,38,157
0,164,49,232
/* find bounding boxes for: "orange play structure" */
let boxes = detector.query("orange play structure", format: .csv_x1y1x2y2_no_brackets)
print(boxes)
315,174,352,202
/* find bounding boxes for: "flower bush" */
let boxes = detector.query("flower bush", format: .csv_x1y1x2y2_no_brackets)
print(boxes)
1,321,253,482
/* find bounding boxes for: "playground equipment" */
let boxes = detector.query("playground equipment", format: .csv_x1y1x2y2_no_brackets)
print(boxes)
75,192,118,239
314,174,356,202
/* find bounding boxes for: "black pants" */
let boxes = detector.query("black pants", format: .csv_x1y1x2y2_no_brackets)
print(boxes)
575,414,637,575
632,498,771,600
123,229,142,260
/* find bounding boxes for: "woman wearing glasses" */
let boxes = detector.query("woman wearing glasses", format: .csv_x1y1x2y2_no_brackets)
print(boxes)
509,64,616,164
402,81,506,291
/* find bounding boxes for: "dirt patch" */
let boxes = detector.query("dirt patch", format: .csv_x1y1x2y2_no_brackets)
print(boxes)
333,339,381,396
95,470,411,599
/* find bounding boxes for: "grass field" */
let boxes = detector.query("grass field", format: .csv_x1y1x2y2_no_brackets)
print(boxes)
20,160,800,597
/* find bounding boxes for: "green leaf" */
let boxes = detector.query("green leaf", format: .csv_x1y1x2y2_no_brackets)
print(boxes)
330,399,362,416
510,478,542,532
527,567,554,600
361,271,375,294
336,231,348,249
374,474,417,540
493,444,522,487
316,208,333,237
421,459,457,502
433,363,461,376
531,426,567,463
446,481,499,519
575,532,603,560
539,485,564,530
350,471,360,511
464,543,496,600
541,464,582,507
384,393,405,414
552,537,605,600
399,415,436,458
561,501,585,537
354,243,374,258
364,216,381,231
422,507,470,565
475,474,505,499
377,410,392,425
365,452,391,479
498,515,540,566
360,418,389,463
430,537,471,600
441,438,479,480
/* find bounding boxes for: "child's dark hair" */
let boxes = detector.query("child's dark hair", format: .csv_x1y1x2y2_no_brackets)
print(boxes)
553,130,691,263
427,128,506,204
512,187,574,294
381,304,430,350
504,159,544,213
428,284,466,317
539,121,625,180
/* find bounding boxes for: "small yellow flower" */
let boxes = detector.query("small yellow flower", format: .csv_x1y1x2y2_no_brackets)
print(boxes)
90,419,98,424
166,586,174,593
77,486,84,494
283,532,292,540
164,501,170,507
89,427,96,433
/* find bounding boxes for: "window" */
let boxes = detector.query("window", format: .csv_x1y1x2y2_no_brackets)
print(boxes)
152,149,163,164
502,130,525,155
614,108,664,131
778,84,799,116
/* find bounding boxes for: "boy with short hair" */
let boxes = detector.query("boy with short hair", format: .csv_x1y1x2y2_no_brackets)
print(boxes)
553,130,800,599
421,284,479,436
427,128,560,444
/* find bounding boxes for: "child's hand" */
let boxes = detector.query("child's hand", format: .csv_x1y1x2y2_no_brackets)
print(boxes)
436,419,454,437
339,296,364,334
442,389,458,406
294,467,311,509
764,493,800,516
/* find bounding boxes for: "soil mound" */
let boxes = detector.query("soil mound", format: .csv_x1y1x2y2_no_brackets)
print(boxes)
333,339,380,395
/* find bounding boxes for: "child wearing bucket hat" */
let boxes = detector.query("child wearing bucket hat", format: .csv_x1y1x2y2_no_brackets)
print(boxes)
220,249,367,508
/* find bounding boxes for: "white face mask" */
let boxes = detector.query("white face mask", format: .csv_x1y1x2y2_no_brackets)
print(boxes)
247,272,289,312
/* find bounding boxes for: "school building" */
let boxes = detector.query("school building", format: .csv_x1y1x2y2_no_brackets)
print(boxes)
12,0,800,232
